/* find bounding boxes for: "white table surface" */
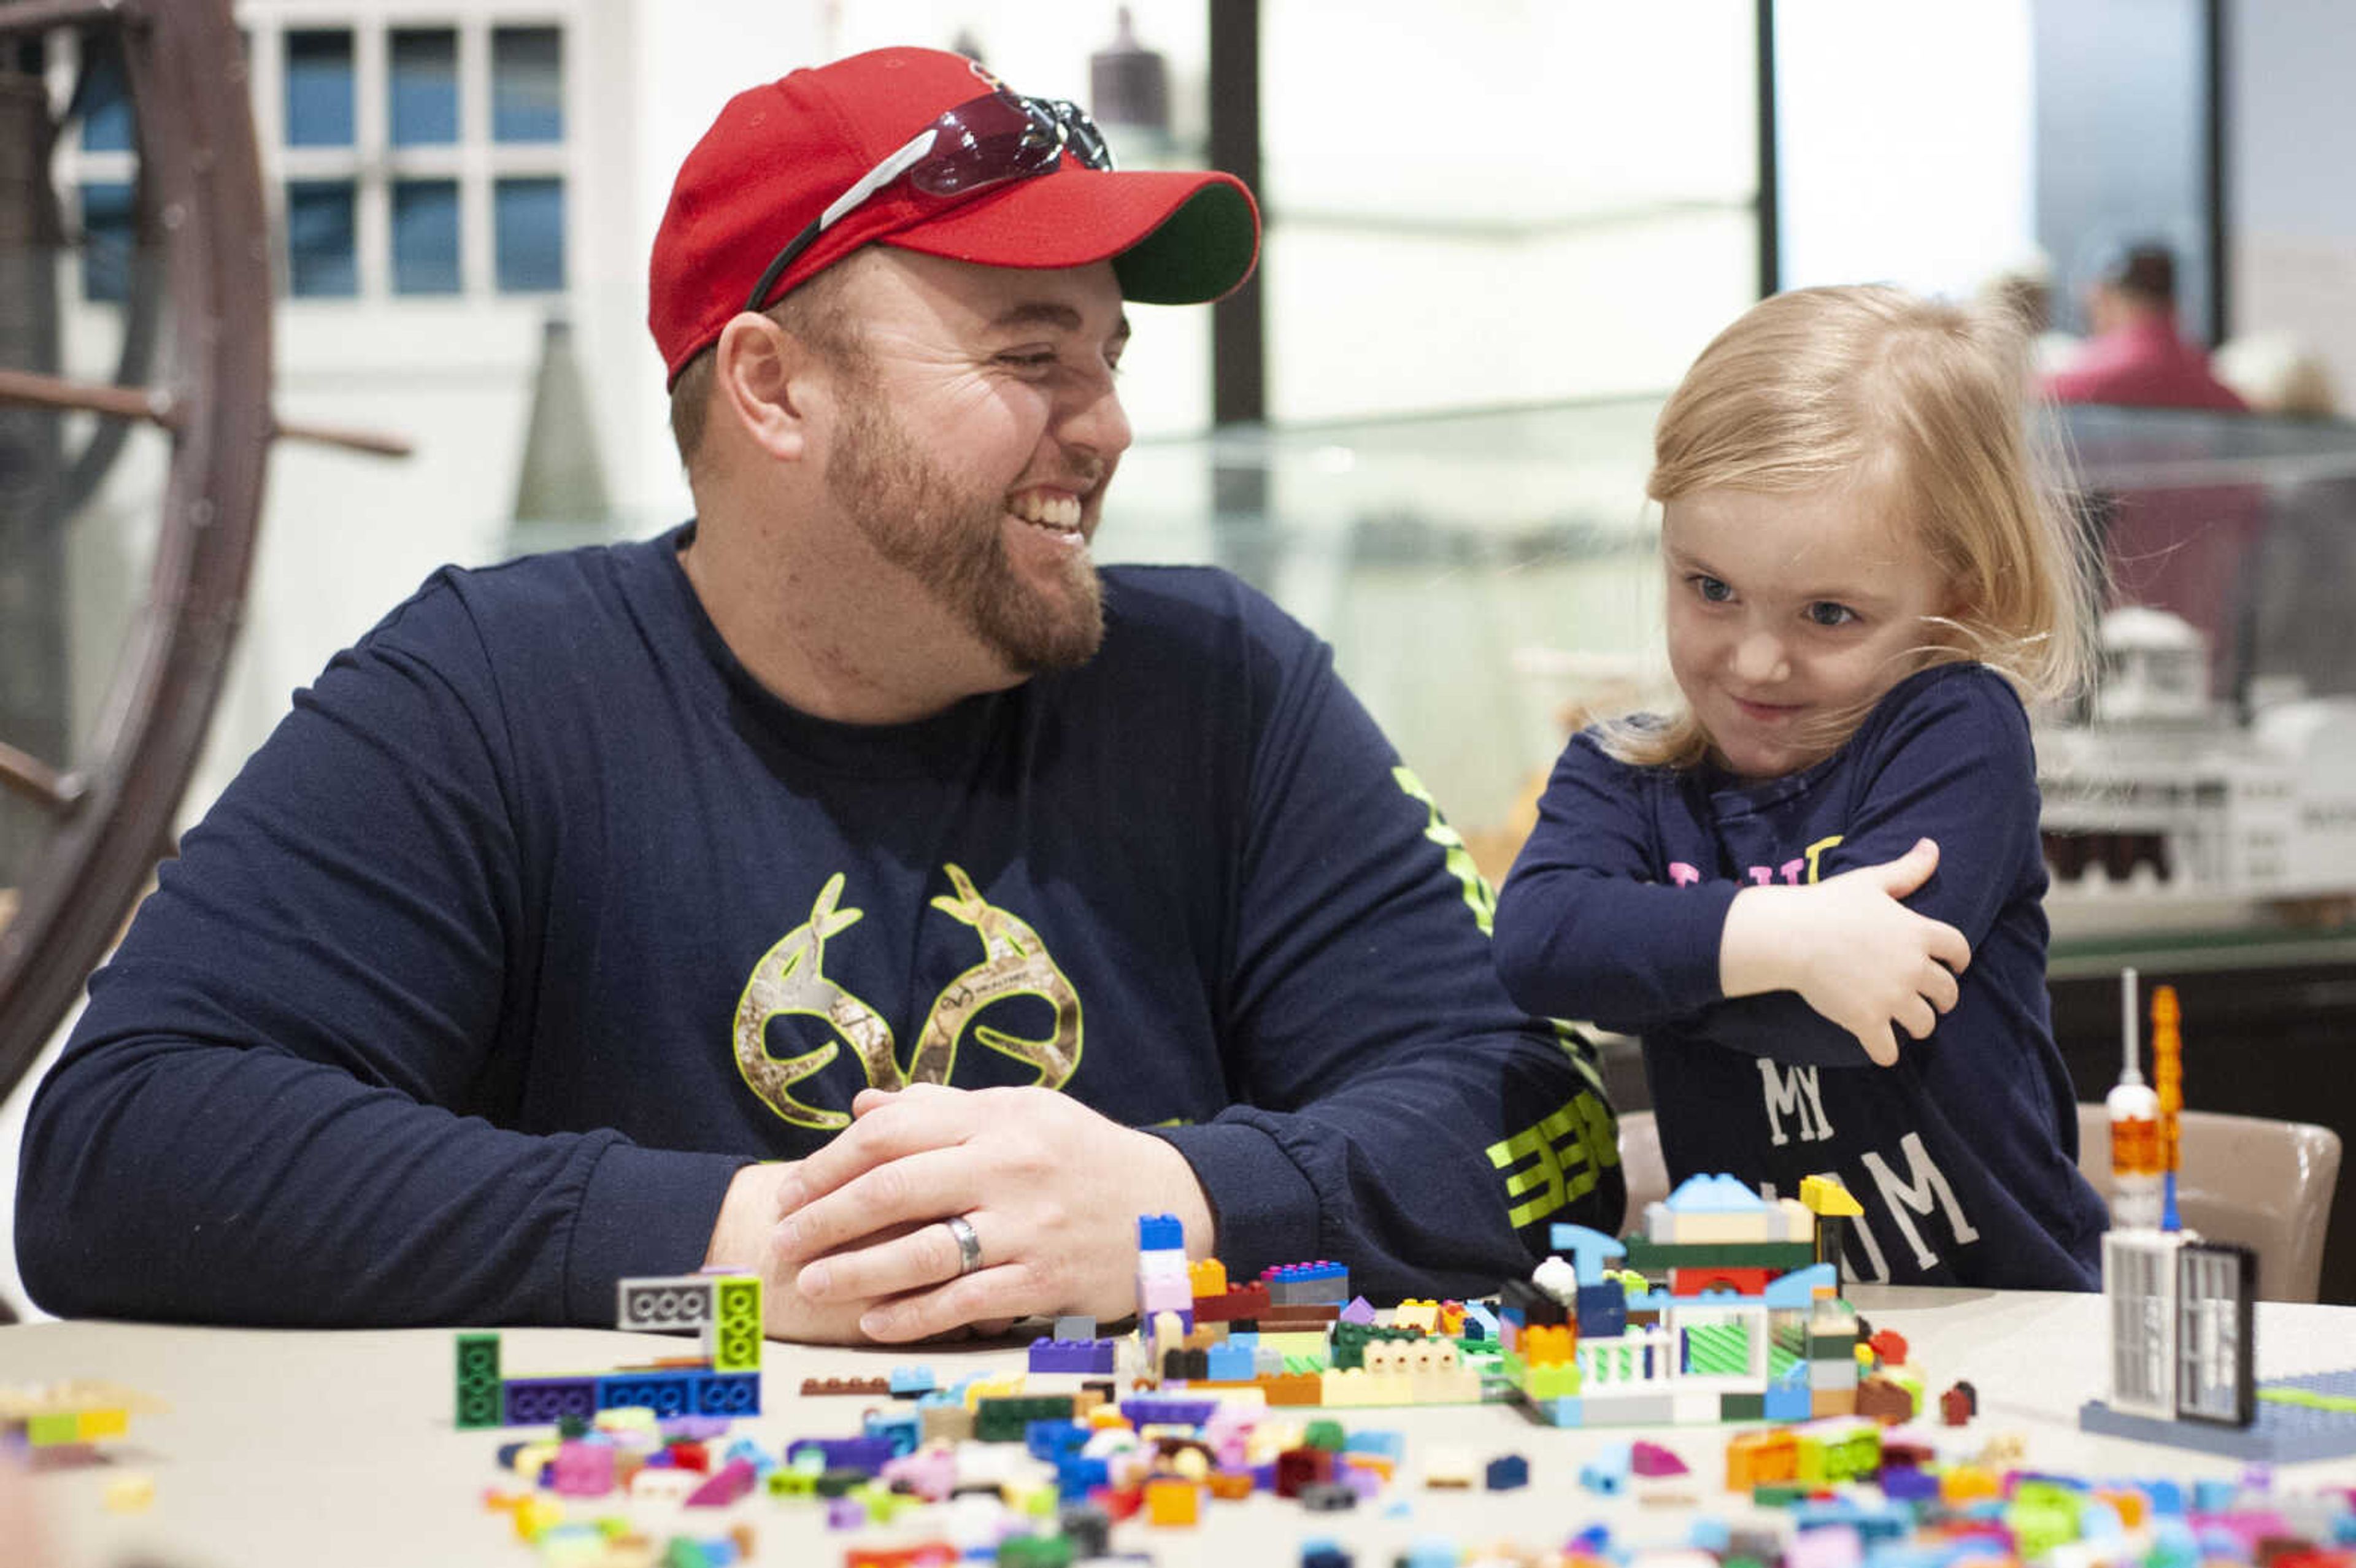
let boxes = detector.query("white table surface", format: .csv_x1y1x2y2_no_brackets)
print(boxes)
6,1286,2356,1568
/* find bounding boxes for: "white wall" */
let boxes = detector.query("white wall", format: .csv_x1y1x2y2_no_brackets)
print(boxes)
2228,0,2356,407
1774,0,2038,302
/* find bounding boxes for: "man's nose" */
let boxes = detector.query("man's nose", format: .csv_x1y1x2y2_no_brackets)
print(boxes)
1058,371,1132,462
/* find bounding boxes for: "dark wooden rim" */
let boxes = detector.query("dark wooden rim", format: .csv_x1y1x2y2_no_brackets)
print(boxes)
0,0,273,1096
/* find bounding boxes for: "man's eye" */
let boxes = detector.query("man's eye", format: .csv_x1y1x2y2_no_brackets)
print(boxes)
1807,601,1857,628
998,352,1058,371
1691,575,1733,603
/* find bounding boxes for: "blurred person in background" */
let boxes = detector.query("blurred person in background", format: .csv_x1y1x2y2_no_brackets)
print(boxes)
2044,242,2247,411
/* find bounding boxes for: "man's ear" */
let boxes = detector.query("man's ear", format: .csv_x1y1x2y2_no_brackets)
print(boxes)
713,312,817,463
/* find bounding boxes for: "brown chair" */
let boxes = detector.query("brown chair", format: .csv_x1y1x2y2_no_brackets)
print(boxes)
2076,1105,2343,1302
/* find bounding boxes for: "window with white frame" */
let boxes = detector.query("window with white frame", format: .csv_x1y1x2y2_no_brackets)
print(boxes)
253,14,571,302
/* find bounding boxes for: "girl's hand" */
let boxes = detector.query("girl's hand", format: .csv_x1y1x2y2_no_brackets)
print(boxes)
1721,839,1971,1066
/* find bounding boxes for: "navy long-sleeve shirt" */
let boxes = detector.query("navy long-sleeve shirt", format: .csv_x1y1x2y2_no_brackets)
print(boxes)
1496,663,2103,1289
18,528,1622,1325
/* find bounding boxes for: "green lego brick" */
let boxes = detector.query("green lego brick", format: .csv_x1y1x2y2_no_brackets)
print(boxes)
1621,1238,1816,1272
26,1412,80,1446
455,1332,504,1429
1304,1419,1347,1451
1519,1362,1582,1400
1805,1331,1858,1361
1000,1536,1077,1568
1720,1392,1766,1421
1328,1320,1424,1370
711,1276,763,1373
1754,1482,1809,1507
1684,1320,1754,1377
974,1394,1076,1442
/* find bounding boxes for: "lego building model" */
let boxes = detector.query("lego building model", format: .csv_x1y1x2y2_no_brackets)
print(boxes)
455,1271,764,1429
2079,981,2356,1459
2037,606,2356,897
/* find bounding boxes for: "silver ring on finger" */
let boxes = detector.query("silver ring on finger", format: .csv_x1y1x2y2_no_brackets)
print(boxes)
943,1213,984,1277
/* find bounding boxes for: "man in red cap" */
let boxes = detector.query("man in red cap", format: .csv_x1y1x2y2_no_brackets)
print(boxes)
21,49,1622,1340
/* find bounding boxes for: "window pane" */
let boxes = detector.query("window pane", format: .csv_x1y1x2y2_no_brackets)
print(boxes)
80,182,135,302
287,179,357,297
495,177,565,292
492,27,563,142
392,180,461,294
390,28,460,146
79,34,133,153
285,29,355,147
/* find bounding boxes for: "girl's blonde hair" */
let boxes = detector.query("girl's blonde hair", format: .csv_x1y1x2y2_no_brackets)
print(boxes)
1605,283,2095,771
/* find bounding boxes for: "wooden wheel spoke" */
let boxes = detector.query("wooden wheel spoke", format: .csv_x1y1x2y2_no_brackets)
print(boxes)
0,1,144,40
0,370,412,459
0,741,80,814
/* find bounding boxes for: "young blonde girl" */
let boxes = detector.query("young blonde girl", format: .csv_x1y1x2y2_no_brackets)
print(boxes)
1495,285,2108,1289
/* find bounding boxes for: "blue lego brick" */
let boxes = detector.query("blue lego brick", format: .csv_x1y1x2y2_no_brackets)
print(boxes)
862,1410,920,1458
1486,1453,1531,1491
1526,1395,1582,1426
1137,1213,1185,1251
1463,1301,1499,1340
502,1377,598,1425
2079,1370,2356,1462
692,1371,760,1416
594,1370,701,1418
1576,1282,1628,1339
1025,1420,1090,1462
887,1364,936,1397
1205,1342,1256,1382
1344,1429,1404,1461
1579,1442,1632,1494
1762,1382,1814,1424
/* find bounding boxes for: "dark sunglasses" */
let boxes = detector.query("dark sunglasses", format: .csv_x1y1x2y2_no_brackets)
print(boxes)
742,88,1115,314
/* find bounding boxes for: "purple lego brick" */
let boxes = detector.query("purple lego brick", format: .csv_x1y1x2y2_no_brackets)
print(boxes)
1340,1296,1377,1325
1027,1328,1117,1365
825,1494,868,1529
550,1442,616,1496
660,1415,733,1442
502,1377,599,1425
1120,1396,1219,1428
787,1435,897,1474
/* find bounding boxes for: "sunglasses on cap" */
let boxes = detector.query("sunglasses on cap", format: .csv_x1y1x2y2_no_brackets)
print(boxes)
742,88,1115,314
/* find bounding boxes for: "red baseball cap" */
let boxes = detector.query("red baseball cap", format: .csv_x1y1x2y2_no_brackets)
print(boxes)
650,47,1261,383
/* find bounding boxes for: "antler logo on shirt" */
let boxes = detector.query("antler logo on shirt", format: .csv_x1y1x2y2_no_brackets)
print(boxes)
731,864,1084,1129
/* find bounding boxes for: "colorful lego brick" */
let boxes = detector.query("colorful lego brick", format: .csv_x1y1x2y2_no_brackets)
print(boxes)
1720,1392,1766,1423
1193,1282,1271,1323
1145,1477,1201,1526
1941,1380,1978,1425
1261,1261,1350,1306
616,1274,720,1332
863,1409,921,1458
1622,1239,1815,1272
1392,1299,1441,1334
1761,1381,1814,1424
502,1377,599,1425
1576,1282,1628,1338
710,1275,763,1373
801,1376,890,1397
456,1332,504,1429
975,1395,1079,1443
1187,1258,1229,1299
1855,1376,1914,1424
1136,1270,1193,1314
1485,1453,1531,1491
1030,1337,1117,1375
1668,1266,1777,1297
1137,1213,1186,1251
887,1365,936,1397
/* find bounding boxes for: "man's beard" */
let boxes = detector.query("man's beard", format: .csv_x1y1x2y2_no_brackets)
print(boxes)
825,374,1106,677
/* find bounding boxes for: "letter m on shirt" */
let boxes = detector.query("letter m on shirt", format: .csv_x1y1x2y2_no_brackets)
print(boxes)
1757,1059,1834,1147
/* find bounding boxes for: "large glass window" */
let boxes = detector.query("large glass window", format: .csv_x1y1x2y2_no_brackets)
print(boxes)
390,28,460,147
78,182,135,302
491,27,563,143
286,179,358,297
495,177,565,292
284,29,356,148
392,180,462,295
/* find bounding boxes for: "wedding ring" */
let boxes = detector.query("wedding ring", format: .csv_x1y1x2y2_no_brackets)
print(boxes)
944,1214,984,1277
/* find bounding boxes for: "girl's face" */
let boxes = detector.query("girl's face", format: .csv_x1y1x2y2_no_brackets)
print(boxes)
1662,485,1957,781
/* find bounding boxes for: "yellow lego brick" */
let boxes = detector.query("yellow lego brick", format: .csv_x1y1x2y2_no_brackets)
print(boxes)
1811,1387,1858,1419
1188,1258,1229,1297
103,1474,155,1514
77,1407,129,1442
1393,1299,1441,1334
